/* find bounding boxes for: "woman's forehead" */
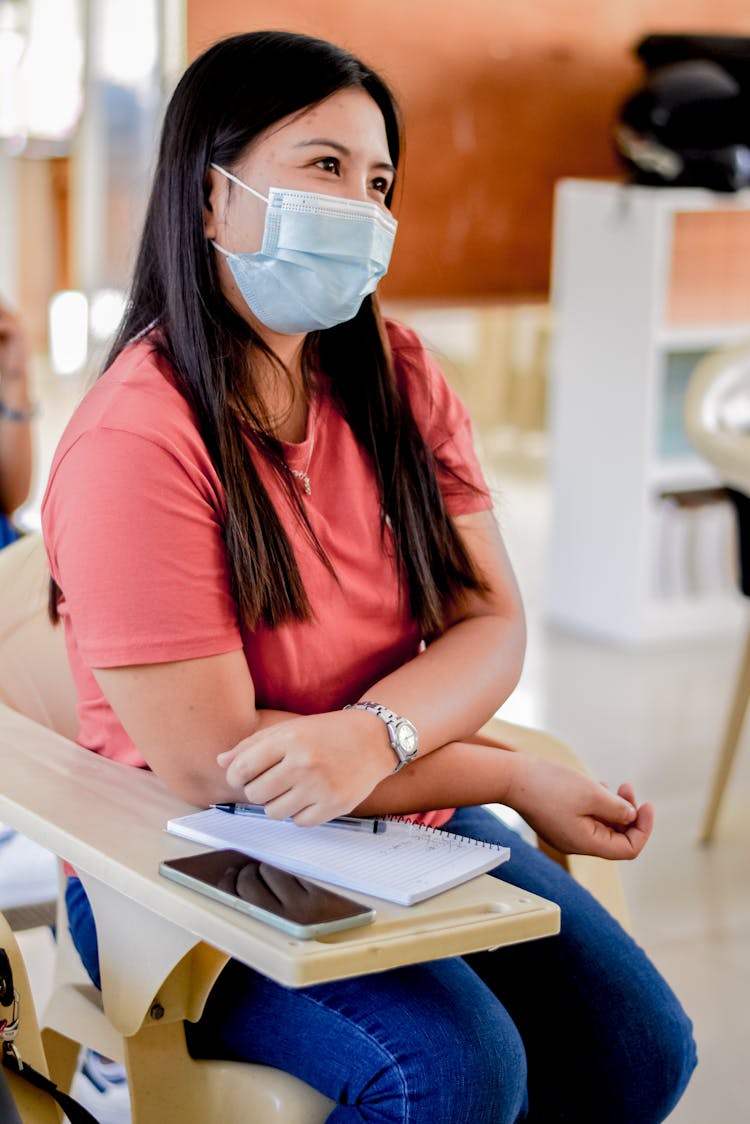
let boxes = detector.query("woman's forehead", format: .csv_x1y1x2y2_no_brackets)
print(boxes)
251,88,391,161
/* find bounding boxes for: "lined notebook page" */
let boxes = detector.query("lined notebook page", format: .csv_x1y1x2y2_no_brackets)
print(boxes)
166,809,509,905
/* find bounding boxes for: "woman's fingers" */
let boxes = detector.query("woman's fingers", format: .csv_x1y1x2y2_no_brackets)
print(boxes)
222,736,283,790
592,781,638,825
217,712,394,825
625,800,654,854
591,781,653,856
617,781,637,807
589,800,655,859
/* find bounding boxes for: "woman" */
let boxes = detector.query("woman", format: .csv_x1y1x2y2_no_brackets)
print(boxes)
0,300,34,546
42,31,695,1123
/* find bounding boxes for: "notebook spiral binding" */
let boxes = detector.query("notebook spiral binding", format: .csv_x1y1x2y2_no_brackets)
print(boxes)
383,816,503,850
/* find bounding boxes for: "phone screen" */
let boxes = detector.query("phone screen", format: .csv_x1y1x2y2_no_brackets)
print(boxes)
159,849,375,939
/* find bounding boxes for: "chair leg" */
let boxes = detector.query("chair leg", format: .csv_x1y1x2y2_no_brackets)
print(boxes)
700,624,750,843
40,1026,81,1094
122,1018,334,1124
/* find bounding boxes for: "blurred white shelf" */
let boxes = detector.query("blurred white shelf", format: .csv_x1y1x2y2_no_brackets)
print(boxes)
648,458,722,494
656,324,750,352
548,179,747,645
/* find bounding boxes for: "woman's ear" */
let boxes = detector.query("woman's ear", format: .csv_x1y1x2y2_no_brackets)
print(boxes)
203,165,225,239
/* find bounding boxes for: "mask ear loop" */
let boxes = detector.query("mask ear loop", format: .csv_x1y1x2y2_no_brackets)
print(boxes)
208,165,269,259
210,163,269,204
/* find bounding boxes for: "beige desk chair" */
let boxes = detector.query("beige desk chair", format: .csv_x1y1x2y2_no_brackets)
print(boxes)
0,533,628,1122
685,341,750,842
0,533,334,1123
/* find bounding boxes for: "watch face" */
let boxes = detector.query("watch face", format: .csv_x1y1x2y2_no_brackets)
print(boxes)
396,720,418,757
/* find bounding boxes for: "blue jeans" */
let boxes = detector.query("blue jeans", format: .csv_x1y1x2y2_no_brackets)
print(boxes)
66,805,696,1122
0,514,18,549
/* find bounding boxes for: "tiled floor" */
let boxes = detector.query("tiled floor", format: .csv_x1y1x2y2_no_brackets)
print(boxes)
8,366,750,1121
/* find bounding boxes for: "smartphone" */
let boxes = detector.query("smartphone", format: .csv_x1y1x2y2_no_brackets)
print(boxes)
159,849,376,939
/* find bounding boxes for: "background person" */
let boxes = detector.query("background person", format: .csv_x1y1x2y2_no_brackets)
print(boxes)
42,31,696,1123
0,300,34,546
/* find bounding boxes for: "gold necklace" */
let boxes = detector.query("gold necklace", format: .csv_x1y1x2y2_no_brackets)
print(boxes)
287,404,316,496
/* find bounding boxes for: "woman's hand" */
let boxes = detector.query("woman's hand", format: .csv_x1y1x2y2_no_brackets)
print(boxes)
0,302,30,385
0,300,34,514
506,754,654,860
218,709,396,826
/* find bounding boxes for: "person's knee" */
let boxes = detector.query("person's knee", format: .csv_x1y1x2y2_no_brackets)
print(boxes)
389,1007,528,1124
467,1026,528,1124
639,998,697,1122
596,989,697,1124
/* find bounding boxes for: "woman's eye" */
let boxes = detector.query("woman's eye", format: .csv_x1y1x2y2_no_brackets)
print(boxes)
371,176,391,195
314,156,340,175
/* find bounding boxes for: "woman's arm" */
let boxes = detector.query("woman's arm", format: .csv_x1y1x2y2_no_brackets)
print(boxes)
0,303,34,514
353,739,654,861
361,507,526,751
92,650,299,805
95,650,652,861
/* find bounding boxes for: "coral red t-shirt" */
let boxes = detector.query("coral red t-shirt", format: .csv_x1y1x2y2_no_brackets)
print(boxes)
42,321,491,821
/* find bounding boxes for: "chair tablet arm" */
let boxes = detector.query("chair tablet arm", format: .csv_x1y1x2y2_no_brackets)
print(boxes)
0,702,228,1037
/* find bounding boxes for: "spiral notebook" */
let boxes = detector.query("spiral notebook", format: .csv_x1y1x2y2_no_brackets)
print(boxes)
165,809,509,905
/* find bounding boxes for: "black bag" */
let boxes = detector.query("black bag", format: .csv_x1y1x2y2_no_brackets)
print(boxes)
615,33,750,191
0,946,99,1124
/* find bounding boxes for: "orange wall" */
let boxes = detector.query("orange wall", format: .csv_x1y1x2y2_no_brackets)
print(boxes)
188,1,750,300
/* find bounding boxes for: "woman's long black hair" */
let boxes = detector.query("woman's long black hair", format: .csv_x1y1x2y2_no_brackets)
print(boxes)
50,30,486,636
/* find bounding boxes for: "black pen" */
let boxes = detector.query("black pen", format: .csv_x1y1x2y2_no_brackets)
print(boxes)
211,803,386,834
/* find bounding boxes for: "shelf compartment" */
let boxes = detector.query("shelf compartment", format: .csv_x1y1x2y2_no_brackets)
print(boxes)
658,349,711,461
666,210,750,326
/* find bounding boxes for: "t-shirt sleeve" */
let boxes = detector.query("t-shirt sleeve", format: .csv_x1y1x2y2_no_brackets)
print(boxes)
387,320,492,516
43,426,243,668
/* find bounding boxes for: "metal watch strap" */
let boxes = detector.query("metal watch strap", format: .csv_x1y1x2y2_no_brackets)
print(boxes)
344,700,419,773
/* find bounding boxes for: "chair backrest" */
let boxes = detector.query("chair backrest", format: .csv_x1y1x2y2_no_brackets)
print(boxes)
684,341,750,495
0,534,78,740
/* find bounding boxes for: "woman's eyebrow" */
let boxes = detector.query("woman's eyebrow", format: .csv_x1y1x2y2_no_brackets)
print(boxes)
294,137,395,174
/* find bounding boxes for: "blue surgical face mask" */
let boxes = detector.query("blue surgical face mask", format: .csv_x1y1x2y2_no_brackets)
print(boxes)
209,163,398,335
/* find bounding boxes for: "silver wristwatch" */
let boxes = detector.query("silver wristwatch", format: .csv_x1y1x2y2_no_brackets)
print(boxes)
344,700,419,773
